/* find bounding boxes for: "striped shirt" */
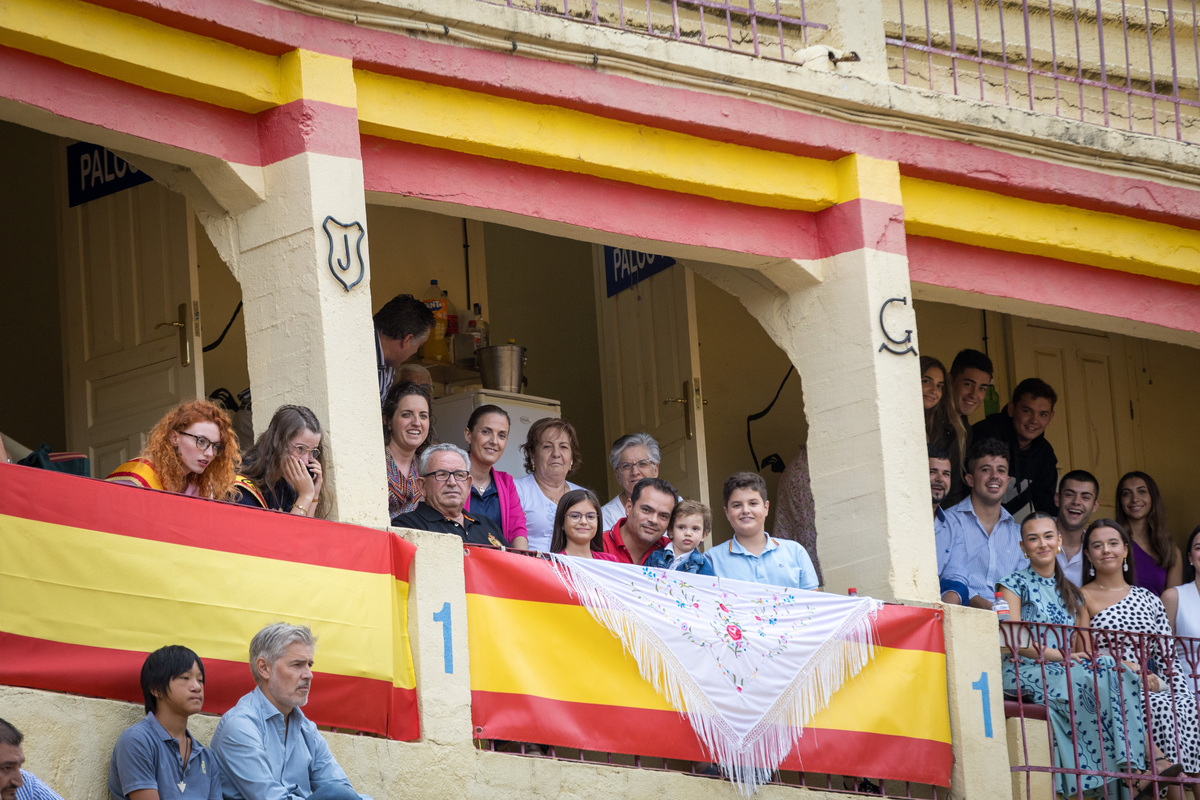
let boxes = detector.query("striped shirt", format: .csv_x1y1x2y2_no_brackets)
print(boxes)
17,770,64,800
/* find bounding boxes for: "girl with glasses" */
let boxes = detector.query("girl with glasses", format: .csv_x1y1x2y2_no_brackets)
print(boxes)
106,400,240,499
550,489,618,561
231,405,328,518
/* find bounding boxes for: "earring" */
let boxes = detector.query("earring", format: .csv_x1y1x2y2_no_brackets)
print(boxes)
1058,546,1063,554
1123,561,1128,573
1089,566,1095,576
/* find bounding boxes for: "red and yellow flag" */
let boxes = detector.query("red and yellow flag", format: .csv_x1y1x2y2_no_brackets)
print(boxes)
466,547,951,786
0,466,419,740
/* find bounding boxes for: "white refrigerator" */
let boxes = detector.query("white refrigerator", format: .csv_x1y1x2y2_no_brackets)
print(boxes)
432,389,561,477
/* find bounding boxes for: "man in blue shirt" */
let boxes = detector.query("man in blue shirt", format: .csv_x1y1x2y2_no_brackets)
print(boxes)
0,718,64,800
709,472,819,590
211,624,371,800
943,438,1027,609
930,445,969,604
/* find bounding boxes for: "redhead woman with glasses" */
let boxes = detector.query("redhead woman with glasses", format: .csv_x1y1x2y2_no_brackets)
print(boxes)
106,400,240,500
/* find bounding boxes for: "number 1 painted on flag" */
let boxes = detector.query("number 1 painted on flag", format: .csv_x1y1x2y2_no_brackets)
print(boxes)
433,602,453,673
972,671,993,738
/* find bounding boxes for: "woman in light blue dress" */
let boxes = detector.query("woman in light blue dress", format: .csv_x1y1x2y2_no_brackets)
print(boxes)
999,513,1148,798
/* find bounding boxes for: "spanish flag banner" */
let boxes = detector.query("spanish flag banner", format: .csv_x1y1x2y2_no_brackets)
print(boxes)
0,466,419,740
466,547,951,787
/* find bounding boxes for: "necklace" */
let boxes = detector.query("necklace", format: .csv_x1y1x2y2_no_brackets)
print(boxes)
1093,582,1127,591
177,733,190,793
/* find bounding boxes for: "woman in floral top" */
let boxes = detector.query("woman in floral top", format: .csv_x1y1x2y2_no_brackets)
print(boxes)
999,512,1148,798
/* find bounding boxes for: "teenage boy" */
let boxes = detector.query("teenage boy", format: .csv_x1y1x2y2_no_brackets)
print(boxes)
943,438,1027,609
109,645,221,800
645,499,715,575
709,472,819,590
1054,470,1100,586
971,377,1059,519
942,349,995,508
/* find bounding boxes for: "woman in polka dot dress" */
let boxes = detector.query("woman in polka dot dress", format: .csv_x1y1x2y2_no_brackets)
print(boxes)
1082,518,1200,791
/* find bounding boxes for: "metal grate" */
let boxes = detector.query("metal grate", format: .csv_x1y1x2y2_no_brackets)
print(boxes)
476,0,828,62
477,739,948,797
884,0,1200,143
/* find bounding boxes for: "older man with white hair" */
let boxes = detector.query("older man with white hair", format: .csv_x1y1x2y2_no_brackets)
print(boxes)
600,432,664,531
210,623,370,800
392,443,503,545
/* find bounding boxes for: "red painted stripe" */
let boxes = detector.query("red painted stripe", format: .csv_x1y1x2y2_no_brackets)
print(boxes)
0,48,360,166
472,690,952,785
816,198,907,258
1,465,414,577
908,236,1200,336
0,46,261,164
258,99,362,163
31,0,1200,229
0,632,418,739
464,548,945,653
361,137,823,260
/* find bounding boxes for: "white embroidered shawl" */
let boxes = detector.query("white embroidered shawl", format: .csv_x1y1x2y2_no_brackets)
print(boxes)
550,555,882,795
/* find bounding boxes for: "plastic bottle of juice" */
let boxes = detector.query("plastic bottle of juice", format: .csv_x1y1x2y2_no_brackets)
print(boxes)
422,280,451,362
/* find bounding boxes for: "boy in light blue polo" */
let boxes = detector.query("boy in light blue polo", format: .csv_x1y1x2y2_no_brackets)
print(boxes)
109,645,221,800
710,471,819,590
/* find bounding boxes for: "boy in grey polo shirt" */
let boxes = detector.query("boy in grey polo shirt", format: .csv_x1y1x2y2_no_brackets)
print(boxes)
109,645,221,800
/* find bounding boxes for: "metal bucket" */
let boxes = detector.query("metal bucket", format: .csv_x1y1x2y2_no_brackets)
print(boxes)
478,344,526,392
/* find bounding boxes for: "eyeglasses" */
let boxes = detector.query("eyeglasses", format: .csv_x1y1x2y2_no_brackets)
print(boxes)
567,511,598,523
176,430,223,455
423,470,471,483
616,459,656,474
291,443,321,460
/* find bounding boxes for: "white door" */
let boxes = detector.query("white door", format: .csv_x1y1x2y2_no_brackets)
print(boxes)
59,164,203,478
593,245,709,516
1009,318,1138,519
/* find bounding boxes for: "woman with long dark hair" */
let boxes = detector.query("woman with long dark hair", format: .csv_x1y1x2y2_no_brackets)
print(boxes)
920,356,967,500
232,404,328,518
1116,471,1183,596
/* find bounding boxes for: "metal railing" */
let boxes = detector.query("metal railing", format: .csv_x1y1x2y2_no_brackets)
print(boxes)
475,0,828,62
476,739,949,798
1001,620,1200,800
885,0,1200,143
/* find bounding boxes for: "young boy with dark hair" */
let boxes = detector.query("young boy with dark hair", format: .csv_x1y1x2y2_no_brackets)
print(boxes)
108,645,222,800
709,472,819,590
646,499,715,575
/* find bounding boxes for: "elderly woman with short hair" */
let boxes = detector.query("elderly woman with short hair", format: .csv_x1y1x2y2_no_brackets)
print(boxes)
513,418,584,552
600,432,663,531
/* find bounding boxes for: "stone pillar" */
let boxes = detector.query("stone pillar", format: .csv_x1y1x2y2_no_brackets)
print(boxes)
700,155,937,601
198,50,388,526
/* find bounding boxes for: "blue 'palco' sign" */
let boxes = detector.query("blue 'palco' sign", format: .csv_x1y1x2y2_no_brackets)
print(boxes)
603,246,676,298
66,141,153,207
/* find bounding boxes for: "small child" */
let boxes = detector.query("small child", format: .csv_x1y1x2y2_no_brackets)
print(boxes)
645,500,715,576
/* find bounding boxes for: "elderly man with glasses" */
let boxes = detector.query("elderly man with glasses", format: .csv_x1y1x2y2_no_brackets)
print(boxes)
600,432,664,531
391,443,504,545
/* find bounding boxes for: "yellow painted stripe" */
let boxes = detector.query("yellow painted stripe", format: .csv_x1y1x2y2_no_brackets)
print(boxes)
356,70,840,212
467,595,950,742
835,154,903,206
903,176,1200,286
279,49,357,108
0,0,279,112
0,514,414,689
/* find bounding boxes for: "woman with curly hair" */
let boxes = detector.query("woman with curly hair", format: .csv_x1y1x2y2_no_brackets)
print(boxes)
106,399,240,500
231,404,327,518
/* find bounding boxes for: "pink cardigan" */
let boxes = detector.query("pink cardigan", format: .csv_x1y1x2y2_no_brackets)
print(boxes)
464,468,529,545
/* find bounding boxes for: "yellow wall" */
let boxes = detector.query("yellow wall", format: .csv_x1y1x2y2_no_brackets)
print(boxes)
366,205,480,319
0,121,65,451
